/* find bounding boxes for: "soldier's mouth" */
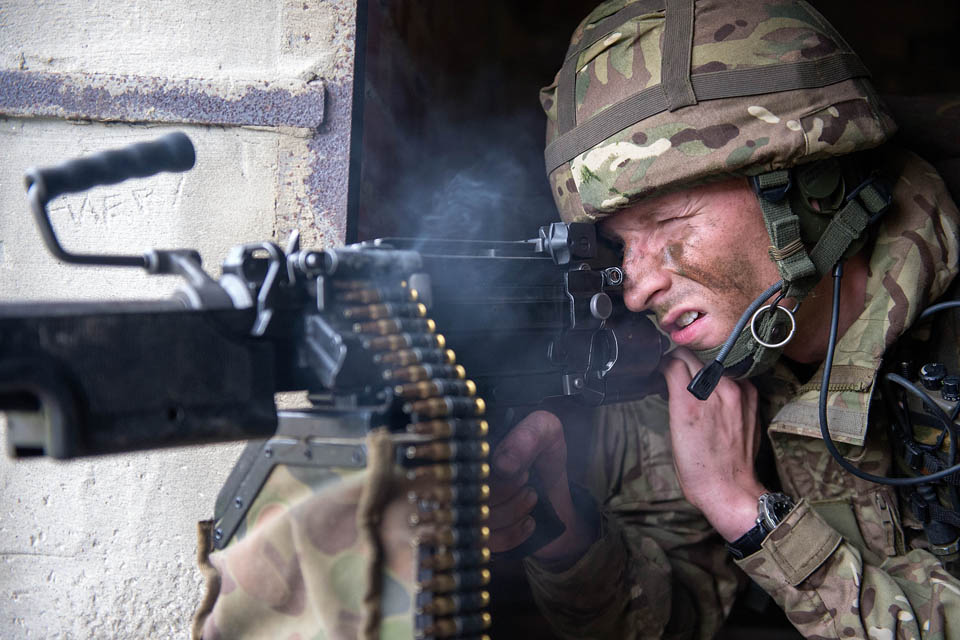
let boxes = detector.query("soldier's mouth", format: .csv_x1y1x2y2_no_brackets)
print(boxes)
676,310,701,328
662,308,707,346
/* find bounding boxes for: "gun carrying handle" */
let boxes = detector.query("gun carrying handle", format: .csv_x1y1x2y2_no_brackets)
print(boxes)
26,132,195,203
24,132,196,268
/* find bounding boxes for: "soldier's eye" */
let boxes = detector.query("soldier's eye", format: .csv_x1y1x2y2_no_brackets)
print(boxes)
602,235,623,249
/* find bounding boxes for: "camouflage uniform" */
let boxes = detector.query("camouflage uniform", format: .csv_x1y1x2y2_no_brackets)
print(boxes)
527,0,960,637
524,146,960,639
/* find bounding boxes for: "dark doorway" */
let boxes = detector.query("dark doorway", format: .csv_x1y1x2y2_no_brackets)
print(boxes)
350,1,585,244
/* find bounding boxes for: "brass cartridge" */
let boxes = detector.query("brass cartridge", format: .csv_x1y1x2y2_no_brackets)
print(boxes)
405,396,485,419
384,363,464,383
378,348,456,367
364,332,445,352
342,302,427,320
415,526,490,548
420,612,492,637
338,286,418,304
417,590,490,616
419,548,491,571
405,440,489,463
409,483,490,506
407,419,488,438
395,379,476,400
410,505,490,526
418,568,491,593
406,463,491,483
353,318,435,335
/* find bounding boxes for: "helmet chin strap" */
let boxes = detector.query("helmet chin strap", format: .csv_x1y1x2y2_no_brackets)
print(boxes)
686,159,893,400
687,280,796,399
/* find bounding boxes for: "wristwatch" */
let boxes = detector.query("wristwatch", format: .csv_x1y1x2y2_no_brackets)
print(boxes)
726,492,796,560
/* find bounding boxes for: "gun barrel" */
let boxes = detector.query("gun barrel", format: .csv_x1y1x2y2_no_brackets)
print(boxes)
0,306,276,458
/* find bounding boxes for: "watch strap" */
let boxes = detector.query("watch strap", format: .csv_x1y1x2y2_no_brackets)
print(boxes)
726,521,768,560
727,492,797,559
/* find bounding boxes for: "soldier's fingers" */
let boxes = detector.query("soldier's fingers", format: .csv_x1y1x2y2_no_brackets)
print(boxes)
738,379,758,423
738,380,761,453
666,347,702,374
487,471,530,508
660,353,695,394
487,485,538,530
493,411,564,478
666,347,749,407
489,516,536,553
661,356,703,424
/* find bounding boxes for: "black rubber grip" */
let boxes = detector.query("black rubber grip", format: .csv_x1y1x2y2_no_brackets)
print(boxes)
27,132,195,202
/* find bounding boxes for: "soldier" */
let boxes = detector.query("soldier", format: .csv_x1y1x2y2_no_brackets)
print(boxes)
490,0,960,637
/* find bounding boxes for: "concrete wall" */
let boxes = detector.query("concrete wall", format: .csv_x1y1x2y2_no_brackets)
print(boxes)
0,1,357,637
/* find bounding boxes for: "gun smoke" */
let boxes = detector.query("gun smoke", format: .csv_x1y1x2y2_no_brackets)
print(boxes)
362,109,558,244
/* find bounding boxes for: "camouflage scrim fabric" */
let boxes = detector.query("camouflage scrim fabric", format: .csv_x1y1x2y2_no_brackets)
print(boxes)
540,0,897,223
524,148,960,638
195,462,419,640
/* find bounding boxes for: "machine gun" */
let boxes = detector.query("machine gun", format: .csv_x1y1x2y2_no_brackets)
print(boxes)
1,133,665,638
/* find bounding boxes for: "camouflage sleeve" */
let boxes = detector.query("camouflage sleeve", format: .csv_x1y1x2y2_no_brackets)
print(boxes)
737,500,960,638
523,396,741,639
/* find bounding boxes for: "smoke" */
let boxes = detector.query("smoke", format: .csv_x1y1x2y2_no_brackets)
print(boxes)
398,111,557,242
356,11,562,244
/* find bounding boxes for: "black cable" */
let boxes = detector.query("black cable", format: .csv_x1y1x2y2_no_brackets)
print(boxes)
819,262,960,486
919,300,960,322
934,425,950,452
688,280,784,399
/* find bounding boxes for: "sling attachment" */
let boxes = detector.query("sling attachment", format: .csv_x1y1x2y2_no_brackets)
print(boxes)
768,239,806,262
909,491,960,526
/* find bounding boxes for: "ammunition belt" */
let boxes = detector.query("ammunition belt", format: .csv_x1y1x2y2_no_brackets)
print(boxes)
340,278,493,640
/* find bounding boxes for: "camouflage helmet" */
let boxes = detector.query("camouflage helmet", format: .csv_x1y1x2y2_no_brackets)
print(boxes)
541,0,897,224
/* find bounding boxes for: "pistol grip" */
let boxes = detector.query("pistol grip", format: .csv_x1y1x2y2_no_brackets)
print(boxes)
507,471,566,558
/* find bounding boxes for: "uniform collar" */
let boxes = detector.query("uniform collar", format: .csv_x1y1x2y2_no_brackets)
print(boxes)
763,149,960,445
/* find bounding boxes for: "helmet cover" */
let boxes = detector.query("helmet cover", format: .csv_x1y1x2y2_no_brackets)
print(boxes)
541,0,897,223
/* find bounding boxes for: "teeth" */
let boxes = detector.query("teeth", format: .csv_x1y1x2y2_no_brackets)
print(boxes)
676,311,701,328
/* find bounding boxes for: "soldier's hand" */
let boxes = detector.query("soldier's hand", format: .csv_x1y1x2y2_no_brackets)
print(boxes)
662,348,767,542
489,410,596,565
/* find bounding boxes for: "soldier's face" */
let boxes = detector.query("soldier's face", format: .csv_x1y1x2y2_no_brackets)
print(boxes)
599,178,780,351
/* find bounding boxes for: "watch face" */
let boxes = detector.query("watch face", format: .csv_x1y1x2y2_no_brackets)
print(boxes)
759,493,795,530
